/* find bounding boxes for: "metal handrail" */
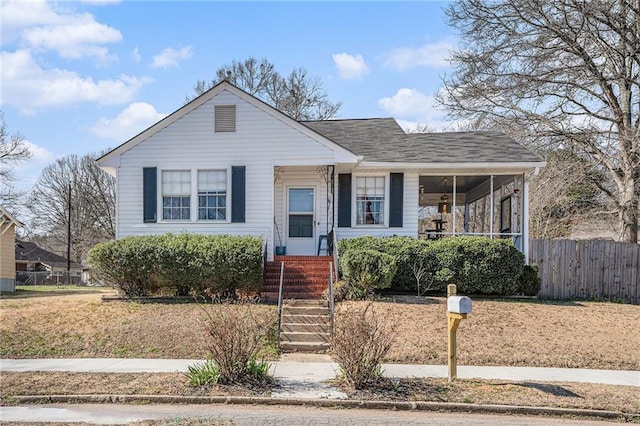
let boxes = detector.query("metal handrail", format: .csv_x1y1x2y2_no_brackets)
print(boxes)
331,228,339,281
328,261,335,337
276,261,285,353
261,235,268,285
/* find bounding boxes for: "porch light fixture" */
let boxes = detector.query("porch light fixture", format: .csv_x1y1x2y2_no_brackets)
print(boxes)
420,185,425,202
438,178,452,214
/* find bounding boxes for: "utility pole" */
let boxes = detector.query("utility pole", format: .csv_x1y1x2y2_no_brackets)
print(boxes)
67,182,71,273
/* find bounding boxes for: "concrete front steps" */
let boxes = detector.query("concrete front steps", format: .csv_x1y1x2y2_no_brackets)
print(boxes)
280,299,331,353
262,256,332,302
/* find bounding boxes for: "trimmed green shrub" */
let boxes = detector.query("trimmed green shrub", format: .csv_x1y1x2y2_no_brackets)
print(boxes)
340,249,397,297
337,235,526,296
88,233,263,298
432,237,524,294
517,264,541,296
87,236,161,297
338,236,430,291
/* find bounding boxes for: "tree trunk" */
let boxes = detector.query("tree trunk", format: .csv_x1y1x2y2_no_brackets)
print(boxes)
618,175,639,244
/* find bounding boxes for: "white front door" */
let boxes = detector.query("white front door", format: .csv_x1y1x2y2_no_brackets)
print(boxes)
286,187,315,255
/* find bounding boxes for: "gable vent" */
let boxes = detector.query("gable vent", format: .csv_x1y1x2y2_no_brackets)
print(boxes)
215,105,236,132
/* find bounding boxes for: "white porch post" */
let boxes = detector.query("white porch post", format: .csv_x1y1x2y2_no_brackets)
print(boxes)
489,175,494,238
523,177,530,264
452,175,457,235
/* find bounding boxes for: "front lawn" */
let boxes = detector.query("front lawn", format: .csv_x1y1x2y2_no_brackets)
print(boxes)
1,292,638,370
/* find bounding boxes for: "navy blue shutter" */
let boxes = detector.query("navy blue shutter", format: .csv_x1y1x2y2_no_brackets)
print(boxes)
143,167,157,223
338,173,352,228
231,166,245,223
389,173,404,227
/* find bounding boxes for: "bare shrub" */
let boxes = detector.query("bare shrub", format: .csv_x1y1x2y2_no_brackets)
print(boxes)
332,302,397,390
202,303,275,384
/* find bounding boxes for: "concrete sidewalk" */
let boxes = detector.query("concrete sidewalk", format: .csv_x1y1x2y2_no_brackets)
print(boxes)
2,357,638,387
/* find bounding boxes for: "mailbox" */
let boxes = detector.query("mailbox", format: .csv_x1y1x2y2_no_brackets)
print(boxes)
447,295,472,314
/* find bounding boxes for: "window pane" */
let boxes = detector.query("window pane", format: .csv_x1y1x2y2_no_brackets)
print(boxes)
289,188,313,212
289,214,313,237
355,176,385,225
198,170,226,191
162,171,190,196
197,170,227,221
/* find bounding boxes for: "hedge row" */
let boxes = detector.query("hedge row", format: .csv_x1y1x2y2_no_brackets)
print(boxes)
338,236,535,296
88,234,263,298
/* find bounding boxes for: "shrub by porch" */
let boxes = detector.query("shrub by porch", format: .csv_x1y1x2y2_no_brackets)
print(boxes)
88,234,263,298
338,236,531,296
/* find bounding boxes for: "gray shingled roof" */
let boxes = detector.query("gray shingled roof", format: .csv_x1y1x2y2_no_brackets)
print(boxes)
15,240,83,270
302,118,543,163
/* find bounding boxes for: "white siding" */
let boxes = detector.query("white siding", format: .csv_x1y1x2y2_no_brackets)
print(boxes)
116,90,337,253
334,172,419,241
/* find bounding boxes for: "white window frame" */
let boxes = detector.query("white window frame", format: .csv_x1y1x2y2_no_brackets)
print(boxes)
352,174,389,227
196,168,230,222
160,170,192,221
158,168,231,223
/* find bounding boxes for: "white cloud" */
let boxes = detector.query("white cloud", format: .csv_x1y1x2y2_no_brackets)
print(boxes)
23,140,56,163
130,47,142,64
1,0,121,62
378,88,449,131
1,50,148,113
88,102,167,141
151,46,193,69
379,88,434,117
383,39,455,71
332,52,369,80
79,0,122,4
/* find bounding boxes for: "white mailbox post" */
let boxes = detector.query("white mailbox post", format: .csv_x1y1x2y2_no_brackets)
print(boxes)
447,284,472,382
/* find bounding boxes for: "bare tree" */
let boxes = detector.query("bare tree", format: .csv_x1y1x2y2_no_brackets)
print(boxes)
529,150,608,238
187,57,341,120
440,0,640,243
0,111,32,206
27,152,115,263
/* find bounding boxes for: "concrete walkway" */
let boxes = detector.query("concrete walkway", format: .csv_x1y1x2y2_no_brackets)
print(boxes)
2,356,638,387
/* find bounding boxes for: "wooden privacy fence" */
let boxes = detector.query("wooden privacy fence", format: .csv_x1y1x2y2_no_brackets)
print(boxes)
529,239,639,304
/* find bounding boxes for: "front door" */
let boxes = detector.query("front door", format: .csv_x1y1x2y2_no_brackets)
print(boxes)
286,187,315,255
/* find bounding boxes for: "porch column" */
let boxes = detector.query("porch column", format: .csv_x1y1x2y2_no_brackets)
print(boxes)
523,178,530,264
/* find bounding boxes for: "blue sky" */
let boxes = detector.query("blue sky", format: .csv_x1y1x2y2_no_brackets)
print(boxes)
1,0,457,193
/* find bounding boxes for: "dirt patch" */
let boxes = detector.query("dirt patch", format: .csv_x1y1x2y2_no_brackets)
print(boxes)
1,293,638,370
2,372,637,415
0,372,272,402
336,377,639,414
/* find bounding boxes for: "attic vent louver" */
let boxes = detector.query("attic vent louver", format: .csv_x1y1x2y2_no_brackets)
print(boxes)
215,105,236,132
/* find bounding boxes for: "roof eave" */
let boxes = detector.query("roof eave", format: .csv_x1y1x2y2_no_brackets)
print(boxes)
355,161,547,172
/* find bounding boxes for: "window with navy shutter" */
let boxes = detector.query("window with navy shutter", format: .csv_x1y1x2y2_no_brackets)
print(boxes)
143,167,157,223
231,166,245,223
389,173,404,227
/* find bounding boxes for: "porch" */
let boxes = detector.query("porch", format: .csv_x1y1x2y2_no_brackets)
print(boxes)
271,165,528,259
417,173,527,254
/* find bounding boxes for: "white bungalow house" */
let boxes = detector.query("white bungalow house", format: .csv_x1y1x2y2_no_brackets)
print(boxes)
98,81,544,270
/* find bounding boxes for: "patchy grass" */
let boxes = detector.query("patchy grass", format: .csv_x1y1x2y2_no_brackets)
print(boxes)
1,372,637,415
337,377,639,414
0,285,112,299
0,293,277,360
1,293,638,370
0,372,272,401
338,298,640,370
